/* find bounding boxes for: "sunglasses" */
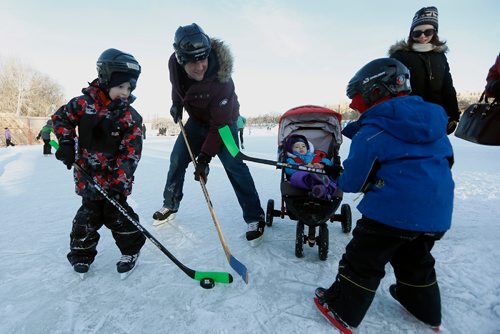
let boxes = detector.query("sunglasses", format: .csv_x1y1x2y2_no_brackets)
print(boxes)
411,28,436,38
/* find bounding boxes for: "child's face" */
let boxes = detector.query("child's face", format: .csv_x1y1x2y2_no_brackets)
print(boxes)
109,82,132,100
292,142,307,155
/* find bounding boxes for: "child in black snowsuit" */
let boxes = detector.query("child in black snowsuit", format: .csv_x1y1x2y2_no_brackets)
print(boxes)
52,48,146,277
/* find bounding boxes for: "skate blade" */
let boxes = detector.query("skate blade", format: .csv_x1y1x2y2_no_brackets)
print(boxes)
79,273,86,280
314,297,353,334
120,260,138,280
248,234,264,247
153,213,176,226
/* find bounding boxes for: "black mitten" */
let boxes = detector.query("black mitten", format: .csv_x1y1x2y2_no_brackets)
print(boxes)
323,164,343,179
194,152,211,182
170,104,183,124
446,118,458,135
55,141,75,170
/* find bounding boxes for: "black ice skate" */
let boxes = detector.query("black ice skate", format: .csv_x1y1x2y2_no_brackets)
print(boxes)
246,221,265,247
117,253,139,280
73,263,90,280
152,206,177,226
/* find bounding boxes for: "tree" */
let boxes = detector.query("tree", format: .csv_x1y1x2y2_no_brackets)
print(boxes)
0,57,64,116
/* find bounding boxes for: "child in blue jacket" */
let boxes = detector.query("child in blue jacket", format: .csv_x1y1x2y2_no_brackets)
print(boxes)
314,58,454,333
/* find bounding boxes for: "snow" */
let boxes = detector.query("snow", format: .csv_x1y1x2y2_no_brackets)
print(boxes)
1,130,499,334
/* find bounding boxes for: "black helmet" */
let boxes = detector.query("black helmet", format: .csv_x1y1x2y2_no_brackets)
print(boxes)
173,23,211,65
346,58,411,105
96,48,141,88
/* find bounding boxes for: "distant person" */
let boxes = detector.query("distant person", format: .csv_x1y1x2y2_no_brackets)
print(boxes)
314,58,454,333
52,48,146,277
389,6,460,135
285,134,336,200
485,53,500,99
236,115,246,149
153,23,266,246
36,119,54,155
142,123,147,139
4,127,15,147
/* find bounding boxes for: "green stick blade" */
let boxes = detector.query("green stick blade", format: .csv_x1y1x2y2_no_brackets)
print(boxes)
218,125,240,157
194,271,234,284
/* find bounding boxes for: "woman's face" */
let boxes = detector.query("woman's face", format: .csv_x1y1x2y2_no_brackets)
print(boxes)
411,24,435,44
184,58,208,81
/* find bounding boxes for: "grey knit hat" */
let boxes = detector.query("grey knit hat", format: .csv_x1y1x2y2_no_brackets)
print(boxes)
410,6,438,32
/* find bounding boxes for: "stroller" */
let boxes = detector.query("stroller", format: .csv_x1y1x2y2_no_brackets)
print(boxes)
265,105,352,260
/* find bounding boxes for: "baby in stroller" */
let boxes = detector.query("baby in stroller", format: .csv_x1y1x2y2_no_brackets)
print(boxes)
285,134,337,201
266,105,351,260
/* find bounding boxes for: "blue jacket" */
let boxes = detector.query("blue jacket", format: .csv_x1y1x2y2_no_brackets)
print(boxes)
339,95,454,232
286,150,332,176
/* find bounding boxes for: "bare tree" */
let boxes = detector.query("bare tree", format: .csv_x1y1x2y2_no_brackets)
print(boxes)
0,57,64,116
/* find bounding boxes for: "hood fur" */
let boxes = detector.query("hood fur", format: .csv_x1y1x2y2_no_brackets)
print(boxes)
211,38,233,83
388,39,448,55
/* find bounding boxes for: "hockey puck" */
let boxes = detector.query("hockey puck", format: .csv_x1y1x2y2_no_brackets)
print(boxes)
200,278,215,289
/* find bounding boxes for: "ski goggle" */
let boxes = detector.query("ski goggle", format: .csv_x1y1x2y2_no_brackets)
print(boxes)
411,28,436,38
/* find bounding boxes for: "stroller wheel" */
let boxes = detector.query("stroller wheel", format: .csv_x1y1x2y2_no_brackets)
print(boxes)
318,224,329,261
340,204,352,233
266,199,274,227
295,222,304,258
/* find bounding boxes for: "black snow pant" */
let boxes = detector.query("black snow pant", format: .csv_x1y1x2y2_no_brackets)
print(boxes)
67,197,146,266
43,139,52,154
324,216,445,328
238,128,244,145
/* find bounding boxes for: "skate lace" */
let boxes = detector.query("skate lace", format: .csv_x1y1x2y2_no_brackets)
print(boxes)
247,222,259,232
158,207,171,215
119,254,134,263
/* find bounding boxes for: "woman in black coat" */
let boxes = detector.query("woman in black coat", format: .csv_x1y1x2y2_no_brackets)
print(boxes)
389,6,460,134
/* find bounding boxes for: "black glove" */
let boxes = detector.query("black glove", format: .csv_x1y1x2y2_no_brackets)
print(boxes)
447,118,458,135
323,164,343,179
194,152,211,182
170,104,183,124
36,135,41,141
55,141,75,170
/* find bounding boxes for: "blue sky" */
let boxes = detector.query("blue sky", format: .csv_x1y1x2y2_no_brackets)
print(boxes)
1,0,498,120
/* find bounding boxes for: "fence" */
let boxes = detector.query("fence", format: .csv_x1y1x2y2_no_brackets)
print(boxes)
0,114,50,147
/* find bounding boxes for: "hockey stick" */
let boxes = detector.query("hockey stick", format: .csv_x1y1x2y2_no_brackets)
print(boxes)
179,121,248,284
218,125,326,175
51,141,232,285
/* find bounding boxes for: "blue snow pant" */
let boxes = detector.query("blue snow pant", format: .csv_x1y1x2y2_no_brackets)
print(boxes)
323,216,445,327
67,197,146,266
162,118,264,223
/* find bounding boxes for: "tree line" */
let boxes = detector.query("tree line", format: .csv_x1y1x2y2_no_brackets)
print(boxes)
0,56,480,122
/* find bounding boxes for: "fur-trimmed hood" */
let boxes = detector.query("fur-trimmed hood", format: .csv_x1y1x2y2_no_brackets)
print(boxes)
210,38,233,83
388,39,448,56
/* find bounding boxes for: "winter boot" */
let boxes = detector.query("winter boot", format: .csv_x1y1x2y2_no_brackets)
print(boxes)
152,206,177,225
389,284,441,332
314,287,354,334
117,253,140,279
246,221,265,246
